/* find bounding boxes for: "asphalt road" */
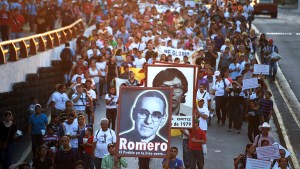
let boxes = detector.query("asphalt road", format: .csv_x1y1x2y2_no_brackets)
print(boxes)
253,10,300,102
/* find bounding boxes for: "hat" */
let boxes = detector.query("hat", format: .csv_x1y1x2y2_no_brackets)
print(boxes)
268,38,273,43
35,104,42,110
107,143,115,149
259,122,271,130
214,71,221,76
198,47,204,51
187,10,194,16
242,32,248,36
225,38,231,42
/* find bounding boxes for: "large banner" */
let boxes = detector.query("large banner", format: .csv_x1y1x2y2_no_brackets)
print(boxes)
117,87,172,158
146,64,197,129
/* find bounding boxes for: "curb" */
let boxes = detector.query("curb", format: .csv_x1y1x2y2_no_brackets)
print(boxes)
252,24,300,169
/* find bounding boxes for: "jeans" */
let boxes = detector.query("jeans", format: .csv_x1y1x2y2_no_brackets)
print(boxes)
215,96,227,123
83,153,94,169
248,115,260,143
0,143,14,169
106,108,117,130
31,134,44,156
269,61,278,81
228,104,241,130
182,139,190,168
189,150,204,169
139,157,150,169
94,157,102,169
200,26,207,39
11,32,24,39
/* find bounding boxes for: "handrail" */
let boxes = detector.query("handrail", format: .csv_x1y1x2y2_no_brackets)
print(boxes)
0,19,85,64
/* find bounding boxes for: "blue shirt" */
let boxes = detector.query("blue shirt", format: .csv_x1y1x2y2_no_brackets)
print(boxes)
25,4,37,15
162,158,184,169
30,113,48,135
10,2,22,13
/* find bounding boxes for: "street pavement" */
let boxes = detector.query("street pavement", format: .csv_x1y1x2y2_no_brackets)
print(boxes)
93,97,279,169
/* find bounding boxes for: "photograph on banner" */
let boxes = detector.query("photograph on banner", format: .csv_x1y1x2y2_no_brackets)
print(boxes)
146,64,197,129
253,64,270,75
246,158,271,169
242,78,260,90
117,87,172,158
256,144,281,160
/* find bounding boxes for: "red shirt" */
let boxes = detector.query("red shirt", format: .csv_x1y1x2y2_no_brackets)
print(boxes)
10,14,25,32
0,11,10,25
84,136,94,155
188,127,206,150
83,2,93,15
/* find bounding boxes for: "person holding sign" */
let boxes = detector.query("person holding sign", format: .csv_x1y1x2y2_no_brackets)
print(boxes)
162,147,184,169
234,143,257,169
273,157,291,169
272,149,291,169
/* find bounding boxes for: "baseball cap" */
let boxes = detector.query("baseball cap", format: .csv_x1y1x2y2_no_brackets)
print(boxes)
107,143,115,149
214,71,221,76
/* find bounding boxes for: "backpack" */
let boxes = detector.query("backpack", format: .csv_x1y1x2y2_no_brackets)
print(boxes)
60,48,72,62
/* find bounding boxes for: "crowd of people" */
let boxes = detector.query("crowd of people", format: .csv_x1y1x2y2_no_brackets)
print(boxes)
0,0,293,168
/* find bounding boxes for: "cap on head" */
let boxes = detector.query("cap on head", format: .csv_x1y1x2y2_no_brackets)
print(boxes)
214,71,221,76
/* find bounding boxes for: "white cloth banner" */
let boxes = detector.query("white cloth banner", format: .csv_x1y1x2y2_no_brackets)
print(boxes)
242,78,259,90
158,46,194,60
253,64,270,75
256,144,281,160
246,158,271,169
139,3,180,13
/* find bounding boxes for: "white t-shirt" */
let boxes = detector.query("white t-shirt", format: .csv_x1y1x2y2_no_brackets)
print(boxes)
93,129,116,158
71,74,84,83
105,94,118,109
134,58,146,68
89,67,100,83
63,121,79,148
212,78,231,96
52,92,69,110
128,42,146,51
87,49,101,59
87,89,96,100
96,62,106,76
72,93,87,111
196,90,211,109
198,107,209,131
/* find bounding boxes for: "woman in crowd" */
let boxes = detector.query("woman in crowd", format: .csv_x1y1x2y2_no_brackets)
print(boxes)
106,57,119,91
105,86,118,130
54,136,80,169
32,145,53,169
247,99,262,143
29,104,48,157
89,59,101,98
96,56,107,98
0,111,17,169
77,115,91,157
234,143,257,169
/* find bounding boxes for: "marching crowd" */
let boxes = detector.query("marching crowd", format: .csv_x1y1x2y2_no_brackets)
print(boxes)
0,0,293,168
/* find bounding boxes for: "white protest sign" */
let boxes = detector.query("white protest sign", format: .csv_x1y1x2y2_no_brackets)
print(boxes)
253,64,270,75
256,144,281,160
158,46,194,60
242,78,259,90
272,142,292,158
246,158,271,169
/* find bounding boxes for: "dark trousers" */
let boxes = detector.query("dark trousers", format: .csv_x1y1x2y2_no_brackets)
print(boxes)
215,96,227,123
228,105,241,130
106,108,117,130
31,134,44,156
263,113,271,123
0,143,14,169
189,150,204,169
182,139,190,168
27,15,36,32
139,157,150,169
106,75,115,93
94,157,102,169
0,25,10,41
99,77,106,97
83,153,94,169
248,115,260,143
